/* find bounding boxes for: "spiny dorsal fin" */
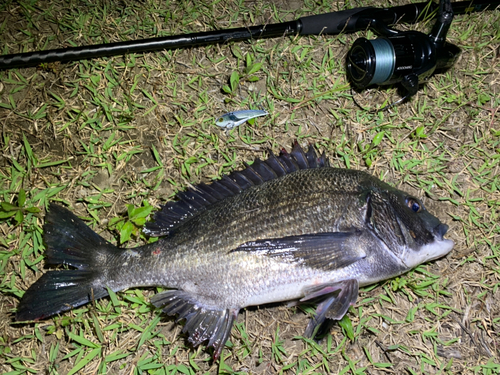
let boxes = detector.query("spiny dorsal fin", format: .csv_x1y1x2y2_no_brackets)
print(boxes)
144,143,329,237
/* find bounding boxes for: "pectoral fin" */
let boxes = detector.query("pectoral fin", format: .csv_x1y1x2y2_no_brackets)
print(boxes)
301,279,359,338
151,290,238,359
232,232,366,270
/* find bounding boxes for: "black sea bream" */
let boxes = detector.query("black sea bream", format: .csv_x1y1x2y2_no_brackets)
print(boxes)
16,144,454,358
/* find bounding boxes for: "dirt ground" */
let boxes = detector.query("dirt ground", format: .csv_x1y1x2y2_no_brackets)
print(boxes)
0,0,499,374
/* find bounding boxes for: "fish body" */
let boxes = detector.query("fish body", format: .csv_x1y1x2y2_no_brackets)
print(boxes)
16,144,454,358
215,109,268,129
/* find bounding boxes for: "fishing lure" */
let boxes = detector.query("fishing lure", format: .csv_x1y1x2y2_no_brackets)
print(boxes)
215,109,268,129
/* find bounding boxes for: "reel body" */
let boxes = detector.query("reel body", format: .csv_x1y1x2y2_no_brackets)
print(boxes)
345,0,461,102
347,31,437,96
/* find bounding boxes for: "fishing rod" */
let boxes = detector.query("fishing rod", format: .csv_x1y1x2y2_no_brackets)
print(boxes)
0,0,497,71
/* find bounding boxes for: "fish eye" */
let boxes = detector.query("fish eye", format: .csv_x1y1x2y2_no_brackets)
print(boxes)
406,197,422,213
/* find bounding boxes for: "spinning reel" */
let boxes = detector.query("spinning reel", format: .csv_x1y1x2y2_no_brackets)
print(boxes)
346,0,461,106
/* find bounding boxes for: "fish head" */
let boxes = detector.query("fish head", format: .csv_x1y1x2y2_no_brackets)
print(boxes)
215,113,241,129
215,115,232,128
366,185,454,269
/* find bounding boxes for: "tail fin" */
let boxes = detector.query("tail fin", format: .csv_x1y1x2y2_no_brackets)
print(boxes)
16,203,118,321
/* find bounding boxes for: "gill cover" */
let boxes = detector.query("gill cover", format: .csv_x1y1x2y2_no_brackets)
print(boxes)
365,185,444,257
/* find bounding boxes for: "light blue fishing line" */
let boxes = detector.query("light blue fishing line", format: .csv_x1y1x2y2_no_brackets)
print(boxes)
370,38,395,85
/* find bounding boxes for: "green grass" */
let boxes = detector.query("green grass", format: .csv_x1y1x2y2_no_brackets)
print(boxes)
1,0,499,374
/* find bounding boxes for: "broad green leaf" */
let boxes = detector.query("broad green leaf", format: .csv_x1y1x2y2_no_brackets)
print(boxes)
18,189,26,207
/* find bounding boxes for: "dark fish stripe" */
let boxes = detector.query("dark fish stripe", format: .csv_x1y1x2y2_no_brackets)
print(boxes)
220,175,242,194
252,159,277,181
197,182,225,201
240,163,263,185
266,153,287,176
230,172,254,190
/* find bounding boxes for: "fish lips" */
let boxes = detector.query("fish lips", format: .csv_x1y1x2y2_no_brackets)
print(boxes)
422,238,454,261
401,223,454,269
433,223,449,241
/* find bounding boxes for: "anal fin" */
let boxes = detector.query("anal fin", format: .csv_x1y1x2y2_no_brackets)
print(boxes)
301,279,359,338
151,290,238,359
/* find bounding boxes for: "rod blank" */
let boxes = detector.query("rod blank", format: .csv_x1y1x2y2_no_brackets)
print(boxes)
0,0,498,70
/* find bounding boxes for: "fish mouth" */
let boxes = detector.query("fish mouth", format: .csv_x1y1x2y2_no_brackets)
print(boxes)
425,238,455,261
401,237,454,269
426,223,454,261
433,223,449,241
400,222,454,269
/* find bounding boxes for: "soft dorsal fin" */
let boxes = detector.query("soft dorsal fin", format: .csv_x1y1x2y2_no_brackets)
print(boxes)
143,142,330,237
